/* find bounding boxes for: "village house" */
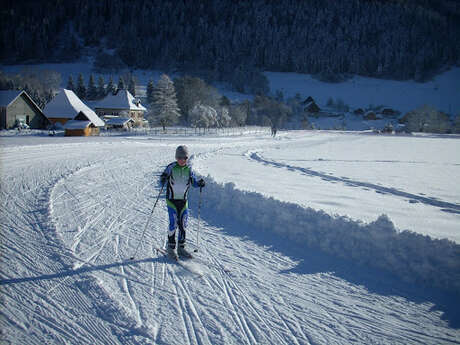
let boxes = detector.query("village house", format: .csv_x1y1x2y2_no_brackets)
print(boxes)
0,90,49,129
44,88,103,127
94,90,146,127
353,108,365,116
302,96,315,104
301,96,321,114
104,116,135,130
43,88,104,136
364,110,379,120
381,107,398,117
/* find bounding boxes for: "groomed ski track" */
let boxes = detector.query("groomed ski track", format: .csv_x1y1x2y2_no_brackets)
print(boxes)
1,135,459,345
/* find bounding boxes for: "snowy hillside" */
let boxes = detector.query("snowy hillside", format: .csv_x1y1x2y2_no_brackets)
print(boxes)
266,68,460,115
1,131,459,344
2,62,459,115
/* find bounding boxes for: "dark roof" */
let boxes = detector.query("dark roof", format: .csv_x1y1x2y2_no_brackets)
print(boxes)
301,96,315,104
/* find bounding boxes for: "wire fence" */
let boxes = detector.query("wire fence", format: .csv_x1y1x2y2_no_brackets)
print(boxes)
99,126,271,137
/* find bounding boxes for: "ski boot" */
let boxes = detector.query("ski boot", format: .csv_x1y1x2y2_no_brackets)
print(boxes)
167,235,178,260
177,245,193,259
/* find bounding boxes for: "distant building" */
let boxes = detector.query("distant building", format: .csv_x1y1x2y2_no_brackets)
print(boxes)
44,88,103,128
353,108,365,116
364,110,378,120
301,96,315,105
381,108,398,117
304,101,321,114
104,116,135,130
94,90,146,127
0,90,49,129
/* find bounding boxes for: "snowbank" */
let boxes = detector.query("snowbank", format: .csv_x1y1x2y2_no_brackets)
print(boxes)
191,175,460,293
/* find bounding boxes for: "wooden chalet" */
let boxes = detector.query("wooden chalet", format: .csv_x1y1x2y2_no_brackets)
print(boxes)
64,111,104,136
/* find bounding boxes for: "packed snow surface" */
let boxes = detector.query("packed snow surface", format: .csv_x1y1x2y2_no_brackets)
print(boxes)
1,130,459,344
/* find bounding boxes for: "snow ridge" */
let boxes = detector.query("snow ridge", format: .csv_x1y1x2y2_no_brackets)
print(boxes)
190,175,460,293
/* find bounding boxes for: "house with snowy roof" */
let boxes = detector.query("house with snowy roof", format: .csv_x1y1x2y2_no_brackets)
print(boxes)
0,90,49,129
104,116,135,130
44,88,104,126
43,89,104,136
94,89,147,127
64,110,106,136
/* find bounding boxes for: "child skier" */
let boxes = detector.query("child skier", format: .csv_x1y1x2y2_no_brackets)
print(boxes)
160,145,205,258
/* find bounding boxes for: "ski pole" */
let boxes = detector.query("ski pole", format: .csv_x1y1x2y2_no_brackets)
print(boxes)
194,186,203,253
130,183,165,260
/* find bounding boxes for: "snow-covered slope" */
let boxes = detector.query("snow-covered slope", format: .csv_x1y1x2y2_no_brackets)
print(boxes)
1,132,459,344
2,62,459,115
266,68,460,114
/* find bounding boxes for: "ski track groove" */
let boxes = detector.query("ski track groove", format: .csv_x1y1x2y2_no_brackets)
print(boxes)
202,245,267,345
200,225,298,344
115,235,143,328
170,271,193,345
174,273,213,345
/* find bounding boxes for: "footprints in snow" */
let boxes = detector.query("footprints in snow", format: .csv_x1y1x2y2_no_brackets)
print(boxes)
250,152,460,214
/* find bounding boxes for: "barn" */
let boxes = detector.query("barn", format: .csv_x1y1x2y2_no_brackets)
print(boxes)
0,90,49,129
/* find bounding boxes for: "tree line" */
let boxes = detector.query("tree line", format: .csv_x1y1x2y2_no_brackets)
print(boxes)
2,69,458,133
65,73,137,101
148,74,300,130
1,0,459,82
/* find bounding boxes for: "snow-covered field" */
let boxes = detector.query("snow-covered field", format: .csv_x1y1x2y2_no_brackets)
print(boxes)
1,131,459,344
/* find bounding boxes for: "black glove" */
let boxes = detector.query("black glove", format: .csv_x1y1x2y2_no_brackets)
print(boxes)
197,179,205,188
160,172,168,185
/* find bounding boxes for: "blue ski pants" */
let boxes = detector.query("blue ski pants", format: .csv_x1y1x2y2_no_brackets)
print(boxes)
167,199,188,245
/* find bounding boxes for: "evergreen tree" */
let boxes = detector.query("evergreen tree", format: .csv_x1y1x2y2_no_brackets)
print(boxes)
146,79,155,105
149,74,180,130
106,76,116,95
76,73,86,100
117,76,125,91
2,1,459,82
97,76,105,98
220,96,231,107
128,75,136,96
87,74,98,100
66,75,75,91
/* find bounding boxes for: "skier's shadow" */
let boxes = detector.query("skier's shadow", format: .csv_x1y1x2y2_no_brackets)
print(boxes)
198,207,460,329
0,257,162,288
